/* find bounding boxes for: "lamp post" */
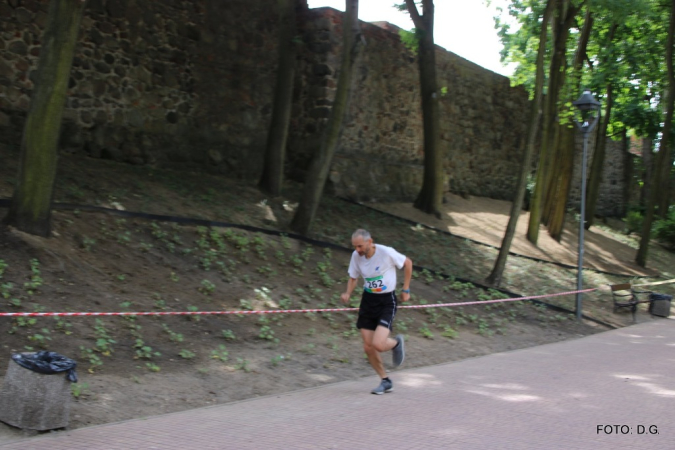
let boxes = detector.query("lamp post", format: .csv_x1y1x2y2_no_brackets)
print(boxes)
572,89,601,320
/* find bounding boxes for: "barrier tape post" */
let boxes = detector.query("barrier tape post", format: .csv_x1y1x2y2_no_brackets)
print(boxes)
0,288,597,318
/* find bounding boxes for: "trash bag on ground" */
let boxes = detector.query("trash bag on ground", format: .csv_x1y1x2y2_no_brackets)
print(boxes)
11,351,78,382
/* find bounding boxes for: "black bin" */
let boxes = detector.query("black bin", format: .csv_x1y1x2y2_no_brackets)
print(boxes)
649,293,673,318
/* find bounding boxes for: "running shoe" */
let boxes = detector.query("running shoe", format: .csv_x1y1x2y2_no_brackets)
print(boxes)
371,378,393,395
392,334,405,367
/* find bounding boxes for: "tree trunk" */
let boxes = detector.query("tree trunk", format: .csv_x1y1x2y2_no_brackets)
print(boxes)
640,138,653,207
585,83,613,228
289,0,361,236
636,0,675,267
544,122,575,241
4,0,87,237
406,0,443,218
542,3,590,241
486,0,554,287
258,0,299,197
527,0,580,244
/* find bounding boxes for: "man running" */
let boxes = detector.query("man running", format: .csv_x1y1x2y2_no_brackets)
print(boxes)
341,229,413,394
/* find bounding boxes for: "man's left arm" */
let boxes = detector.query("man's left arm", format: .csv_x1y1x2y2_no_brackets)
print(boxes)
400,257,412,302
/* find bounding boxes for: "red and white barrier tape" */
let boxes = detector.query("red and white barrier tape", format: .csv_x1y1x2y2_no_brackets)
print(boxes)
0,288,597,318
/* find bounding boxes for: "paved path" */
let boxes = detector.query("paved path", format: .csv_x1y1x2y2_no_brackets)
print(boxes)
2,319,673,449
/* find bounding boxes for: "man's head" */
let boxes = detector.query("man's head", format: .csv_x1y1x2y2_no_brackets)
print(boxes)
352,229,373,257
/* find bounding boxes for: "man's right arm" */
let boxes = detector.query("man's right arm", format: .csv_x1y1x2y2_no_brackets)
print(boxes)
341,277,358,304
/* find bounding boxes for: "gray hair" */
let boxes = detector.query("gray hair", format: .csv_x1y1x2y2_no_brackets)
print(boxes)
352,229,371,241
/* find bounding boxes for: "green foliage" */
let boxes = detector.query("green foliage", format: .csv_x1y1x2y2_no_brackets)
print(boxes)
24,259,43,294
624,209,644,234
654,209,675,249
211,344,229,362
145,362,161,372
134,339,161,359
221,329,236,340
398,28,419,54
71,382,90,399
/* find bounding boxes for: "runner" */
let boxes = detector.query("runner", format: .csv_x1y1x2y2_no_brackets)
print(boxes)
340,229,413,394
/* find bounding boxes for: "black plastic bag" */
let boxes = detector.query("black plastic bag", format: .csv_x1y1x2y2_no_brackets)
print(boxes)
11,351,78,383
649,293,673,302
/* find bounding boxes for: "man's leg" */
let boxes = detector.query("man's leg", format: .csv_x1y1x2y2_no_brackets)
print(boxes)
360,326,397,378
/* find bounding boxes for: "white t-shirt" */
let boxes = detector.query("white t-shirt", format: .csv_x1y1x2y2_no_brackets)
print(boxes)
348,244,407,294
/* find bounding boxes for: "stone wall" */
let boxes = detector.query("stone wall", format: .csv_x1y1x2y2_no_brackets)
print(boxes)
0,0,280,177
0,1,630,217
568,133,629,217
290,10,530,201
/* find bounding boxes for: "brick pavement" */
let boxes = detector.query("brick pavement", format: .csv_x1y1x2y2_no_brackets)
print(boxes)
1,318,673,449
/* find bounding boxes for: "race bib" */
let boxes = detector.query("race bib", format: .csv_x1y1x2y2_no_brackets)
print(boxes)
364,275,387,293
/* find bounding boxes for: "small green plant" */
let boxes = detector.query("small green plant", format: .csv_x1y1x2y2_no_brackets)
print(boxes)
162,324,184,342
81,236,96,251
71,382,90,399
23,259,43,294
441,326,458,339
270,355,285,366
199,279,216,295
477,319,493,336
211,345,229,362
116,231,132,245
28,328,52,348
623,209,644,234
418,323,434,339
53,317,73,335
80,346,103,373
154,299,167,309
93,319,116,356
145,362,161,372
258,325,278,342
187,305,200,321
179,349,196,359
221,329,236,340
1,281,14,299
134,339,161,359
234,357,251,372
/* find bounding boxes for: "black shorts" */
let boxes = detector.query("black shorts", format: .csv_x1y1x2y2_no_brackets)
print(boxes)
356,291,397,331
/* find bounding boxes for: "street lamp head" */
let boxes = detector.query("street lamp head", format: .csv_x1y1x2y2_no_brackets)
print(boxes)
572,89,601,130
572,89,601,112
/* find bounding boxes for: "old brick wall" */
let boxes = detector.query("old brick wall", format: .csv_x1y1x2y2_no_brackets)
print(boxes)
289,10,530,202
0,2,630,217
0,0,279,177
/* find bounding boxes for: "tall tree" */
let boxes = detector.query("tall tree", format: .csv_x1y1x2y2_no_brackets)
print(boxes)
289,0,362,235
542,4,591,241
4,0,88,237
259,0,300,197
404,0,443,218
636,0,675,266
526,0,582,244
487,0,555,286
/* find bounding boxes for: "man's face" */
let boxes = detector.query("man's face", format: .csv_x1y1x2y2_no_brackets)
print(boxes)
352,236,372,257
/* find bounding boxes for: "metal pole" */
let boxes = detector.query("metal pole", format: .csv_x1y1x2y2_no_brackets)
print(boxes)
576,126,590,320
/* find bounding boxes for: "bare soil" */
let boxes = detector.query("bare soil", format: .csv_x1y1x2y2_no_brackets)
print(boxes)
1,153,673,443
